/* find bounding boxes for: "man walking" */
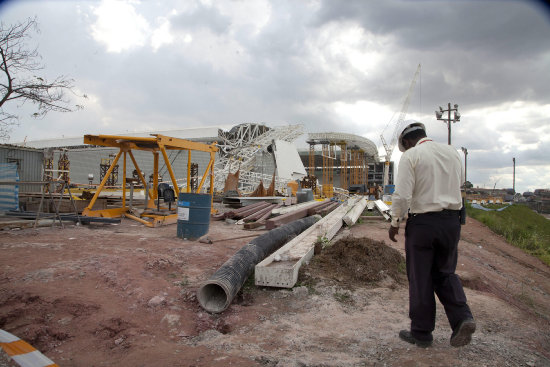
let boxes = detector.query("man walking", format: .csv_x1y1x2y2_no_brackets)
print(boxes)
388,121,475,348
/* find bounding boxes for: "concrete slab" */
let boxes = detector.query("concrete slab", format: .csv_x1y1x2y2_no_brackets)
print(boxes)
255,197,359,288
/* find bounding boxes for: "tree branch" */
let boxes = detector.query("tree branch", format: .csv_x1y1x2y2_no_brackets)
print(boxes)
0,17,83,140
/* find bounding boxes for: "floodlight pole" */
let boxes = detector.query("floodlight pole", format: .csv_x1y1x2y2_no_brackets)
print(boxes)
512,157,516,193
435,102,460,145
461,147,468,184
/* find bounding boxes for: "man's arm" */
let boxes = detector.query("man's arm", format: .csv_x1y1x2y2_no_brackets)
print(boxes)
389,154,414,242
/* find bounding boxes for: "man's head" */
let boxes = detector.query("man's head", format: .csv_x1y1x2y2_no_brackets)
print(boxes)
398,121,427,152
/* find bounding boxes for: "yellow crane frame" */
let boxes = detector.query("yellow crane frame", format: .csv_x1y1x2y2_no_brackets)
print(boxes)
81,134,218,227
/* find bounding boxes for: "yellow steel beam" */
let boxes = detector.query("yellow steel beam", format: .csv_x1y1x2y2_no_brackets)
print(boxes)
124,212,154,227
84,207,128,218
141,213,178,227
159,144,180,197
128,151,153,205
154,134,218,153
197,156,214,192
83,150,122,215
153,152,159,200
85,134,218,154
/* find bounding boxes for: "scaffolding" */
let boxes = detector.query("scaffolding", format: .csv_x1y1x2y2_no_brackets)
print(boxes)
339,143,347,190
321,143,335,198
100,154,118,187
306,132,378,196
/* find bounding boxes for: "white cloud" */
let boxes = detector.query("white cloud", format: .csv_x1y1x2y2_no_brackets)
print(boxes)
151,18,174,51
91,0,151,53
214,0,271,37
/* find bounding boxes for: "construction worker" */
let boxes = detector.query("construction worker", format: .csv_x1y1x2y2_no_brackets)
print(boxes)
388,121,475,348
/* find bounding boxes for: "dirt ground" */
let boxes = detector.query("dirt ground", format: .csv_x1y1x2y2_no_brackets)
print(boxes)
1,213,549,367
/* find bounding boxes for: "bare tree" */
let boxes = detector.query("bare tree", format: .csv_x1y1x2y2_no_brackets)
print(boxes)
0,17,83,140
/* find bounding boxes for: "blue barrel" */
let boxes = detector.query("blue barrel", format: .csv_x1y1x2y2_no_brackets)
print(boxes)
384,185,395,194
177,193,212,240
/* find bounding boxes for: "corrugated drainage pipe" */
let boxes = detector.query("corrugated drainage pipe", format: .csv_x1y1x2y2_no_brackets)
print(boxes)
197,215,320,313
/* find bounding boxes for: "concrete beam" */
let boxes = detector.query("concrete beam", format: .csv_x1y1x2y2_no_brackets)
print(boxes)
255,197,359,288
343,197,368,226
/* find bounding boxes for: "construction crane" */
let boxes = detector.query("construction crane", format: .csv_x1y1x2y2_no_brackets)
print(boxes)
380,63,421,190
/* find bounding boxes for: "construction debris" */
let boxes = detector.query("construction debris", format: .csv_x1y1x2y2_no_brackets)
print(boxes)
255,196,359,288
265,200,329,229
197,215,320,313
223,169,240,194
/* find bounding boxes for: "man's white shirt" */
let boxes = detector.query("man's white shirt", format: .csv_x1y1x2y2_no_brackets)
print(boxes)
390,137,464,227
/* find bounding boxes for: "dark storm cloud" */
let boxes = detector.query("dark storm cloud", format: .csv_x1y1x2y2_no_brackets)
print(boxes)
316,0,550,56
314,0,550,108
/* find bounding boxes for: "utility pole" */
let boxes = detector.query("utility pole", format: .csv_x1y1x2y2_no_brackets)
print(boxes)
461,147,468,184
512,157,516,193
435,103,461,145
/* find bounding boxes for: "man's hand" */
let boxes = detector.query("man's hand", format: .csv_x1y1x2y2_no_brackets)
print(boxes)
389,225,399,242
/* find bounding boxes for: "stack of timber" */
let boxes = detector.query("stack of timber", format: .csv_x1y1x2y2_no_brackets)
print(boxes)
264,199,337,229
213,199,338,230
212,201,280,223
242,204,281,229
255,196,361,288
270,200,324,216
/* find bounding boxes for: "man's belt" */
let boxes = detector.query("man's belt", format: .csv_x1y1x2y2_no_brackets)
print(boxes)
410,209,460,217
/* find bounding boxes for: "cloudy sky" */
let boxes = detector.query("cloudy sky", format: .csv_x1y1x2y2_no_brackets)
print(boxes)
1,0,549,193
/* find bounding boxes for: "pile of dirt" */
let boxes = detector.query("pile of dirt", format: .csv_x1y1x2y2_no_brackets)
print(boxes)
305,236,407,287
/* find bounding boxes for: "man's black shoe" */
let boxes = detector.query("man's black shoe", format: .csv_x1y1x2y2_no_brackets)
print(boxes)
398,330,432,348
450,318,476,347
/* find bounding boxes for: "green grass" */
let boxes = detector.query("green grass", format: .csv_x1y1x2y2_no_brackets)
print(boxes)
466,203,550,266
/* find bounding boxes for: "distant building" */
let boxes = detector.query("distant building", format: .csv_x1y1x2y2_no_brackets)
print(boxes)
14,125,390,192
16,127,225,188
0,144,44,192
298,150,392,188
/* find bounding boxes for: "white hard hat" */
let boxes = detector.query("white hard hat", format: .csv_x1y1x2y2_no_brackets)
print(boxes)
397,121,426,152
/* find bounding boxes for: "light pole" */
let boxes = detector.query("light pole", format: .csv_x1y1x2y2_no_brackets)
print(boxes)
435,103,460,145
512,157,516,193
461,147,468,184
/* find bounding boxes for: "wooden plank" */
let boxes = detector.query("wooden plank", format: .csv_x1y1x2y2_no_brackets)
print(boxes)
255,197,359,288
232,202,271,219
271,199,326,216
316,201,340,216
306,200,333,215
265,201,329,229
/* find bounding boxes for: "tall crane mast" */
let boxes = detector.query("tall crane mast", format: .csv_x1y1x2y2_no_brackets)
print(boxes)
380,64,421,189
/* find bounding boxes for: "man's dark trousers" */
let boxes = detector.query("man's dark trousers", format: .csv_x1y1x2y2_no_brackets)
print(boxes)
404,210,473,342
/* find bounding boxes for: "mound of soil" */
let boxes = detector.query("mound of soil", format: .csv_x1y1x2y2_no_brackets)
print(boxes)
305,236,406,287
